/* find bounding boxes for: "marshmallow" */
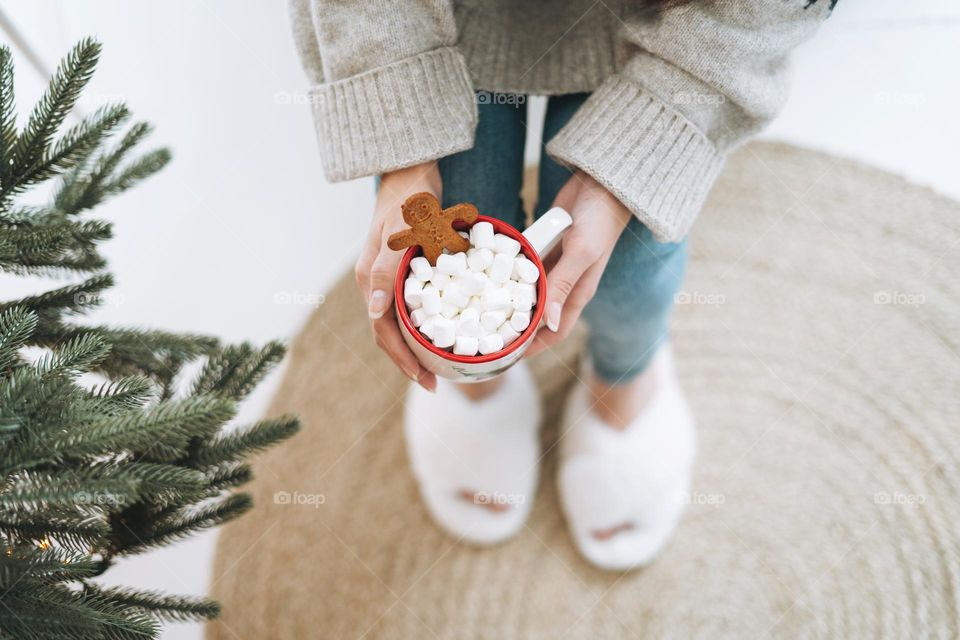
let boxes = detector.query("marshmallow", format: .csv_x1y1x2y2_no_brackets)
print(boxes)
510,309,531,332
470,221,496,250
457,308,482,337
432,318,456,348
410,256,433,282
410,308,428,328
466,296,484,313
513,256,539,283
457,230,469,240
481,288,513,313
453,336,479,356
480,310,507,333
458,271,488,296
478,333,505,355
420,316,437,339
404,277,423,309
502,280,517,304
441,283,470,310
498,322,522,346
488,253,514,283
436,252,467,277
420,286,441,316
511,282,536,311
431,272,451,291
493,233,522,258
440,302,459,319
467,247,494,272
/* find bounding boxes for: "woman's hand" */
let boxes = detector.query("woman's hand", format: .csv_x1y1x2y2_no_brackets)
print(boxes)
355,162,441,392
525,172,632,358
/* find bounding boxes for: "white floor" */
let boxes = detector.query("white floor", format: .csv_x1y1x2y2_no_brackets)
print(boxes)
0,1,957,638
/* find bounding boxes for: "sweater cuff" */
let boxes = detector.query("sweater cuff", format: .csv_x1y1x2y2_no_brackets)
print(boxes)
308,47,477,182
546,75,725,242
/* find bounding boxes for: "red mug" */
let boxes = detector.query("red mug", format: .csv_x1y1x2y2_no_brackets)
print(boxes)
394,207,572,383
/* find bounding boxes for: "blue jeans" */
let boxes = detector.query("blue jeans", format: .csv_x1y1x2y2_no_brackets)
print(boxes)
437,93,688,384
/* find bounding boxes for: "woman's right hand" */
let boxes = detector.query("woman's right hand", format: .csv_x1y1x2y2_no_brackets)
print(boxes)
356,162,441,392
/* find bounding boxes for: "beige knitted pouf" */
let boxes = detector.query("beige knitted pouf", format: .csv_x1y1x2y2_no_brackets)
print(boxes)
207,142,960,639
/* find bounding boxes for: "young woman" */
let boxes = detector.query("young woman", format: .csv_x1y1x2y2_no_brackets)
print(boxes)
290,0,833,571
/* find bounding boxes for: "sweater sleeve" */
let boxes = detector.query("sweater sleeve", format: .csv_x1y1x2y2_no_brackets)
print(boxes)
288,0,477,182
545,1,832,242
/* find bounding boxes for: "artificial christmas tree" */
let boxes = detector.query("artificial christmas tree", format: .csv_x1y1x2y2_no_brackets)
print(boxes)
0,38,299,638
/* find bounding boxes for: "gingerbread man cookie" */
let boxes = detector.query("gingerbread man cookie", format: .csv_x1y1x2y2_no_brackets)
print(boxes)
387,192,479,264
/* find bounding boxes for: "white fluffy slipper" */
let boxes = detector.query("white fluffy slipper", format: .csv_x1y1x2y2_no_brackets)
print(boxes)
558,347,696,571
404,362,542,545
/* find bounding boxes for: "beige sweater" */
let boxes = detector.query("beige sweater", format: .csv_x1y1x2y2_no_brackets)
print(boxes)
289,0,832,241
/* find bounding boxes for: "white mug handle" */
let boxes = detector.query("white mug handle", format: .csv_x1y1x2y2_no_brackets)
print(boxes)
522,207,572,258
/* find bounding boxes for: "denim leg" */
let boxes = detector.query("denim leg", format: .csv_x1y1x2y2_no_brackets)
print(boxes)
535,93,590,218
583,222,687,383
438,93,528,230
538,94,689,384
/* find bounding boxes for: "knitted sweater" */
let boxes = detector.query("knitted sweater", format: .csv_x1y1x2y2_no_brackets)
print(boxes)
289,0,832,241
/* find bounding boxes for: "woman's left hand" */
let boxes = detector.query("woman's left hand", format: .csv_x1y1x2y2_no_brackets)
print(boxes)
525,171,632,358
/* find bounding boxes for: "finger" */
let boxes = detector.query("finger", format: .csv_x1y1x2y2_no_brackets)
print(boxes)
366,246,403,320
552,173,582,213
544,235,600,333
526,259,604,358
372,313,437,391
416,368,437,392
355,220,383,300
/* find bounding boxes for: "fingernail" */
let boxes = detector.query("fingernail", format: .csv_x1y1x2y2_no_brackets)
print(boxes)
368,290,388,319
403,364,419,382
547,302,562,332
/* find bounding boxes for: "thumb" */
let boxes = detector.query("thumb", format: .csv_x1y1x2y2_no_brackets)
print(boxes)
552,173,581,213
367,249,402,320
544,240,594,333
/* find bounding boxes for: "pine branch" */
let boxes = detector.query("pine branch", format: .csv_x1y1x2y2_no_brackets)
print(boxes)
205,463,252,493
85,586,220,623
34,333,111,377
48,218,113,274
16,103,131,192
0,464,205,513
44,395,235,462
0,546,100,587
110,463,207,504
3,38,102,198
0,273,113,324
191,340,286,400
91,122,152,184
102,148,170,197
120,493,251,555
0,307,37,370
24,324,220,383
189,415,299,467
0,471,139,510
0,367,82,464
54,122,170,215
0,222,73,272
1,584,158,639
87,376,153,413
0,46,16,168
1,204,48,225
0,507,109,552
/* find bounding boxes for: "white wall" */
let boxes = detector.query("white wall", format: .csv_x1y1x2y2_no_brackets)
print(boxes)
764,0,960,200
0,1,957,638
